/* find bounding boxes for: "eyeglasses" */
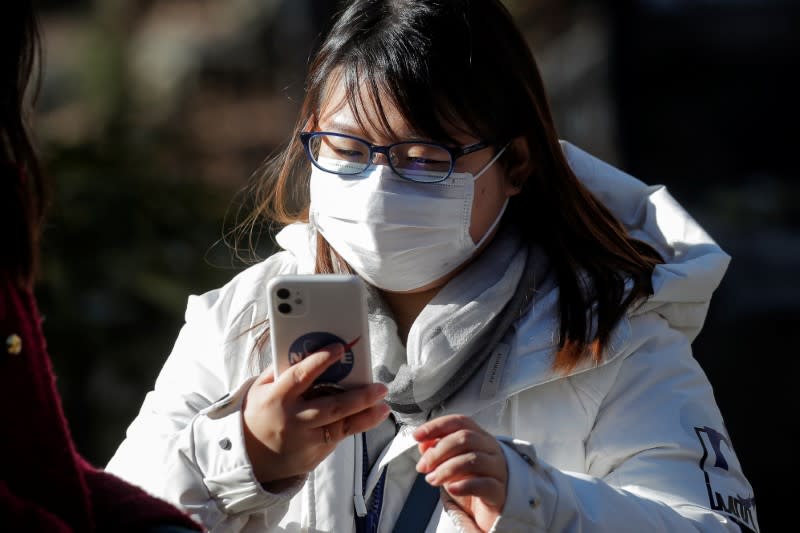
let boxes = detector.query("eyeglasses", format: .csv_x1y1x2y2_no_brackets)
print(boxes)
299,131,491,183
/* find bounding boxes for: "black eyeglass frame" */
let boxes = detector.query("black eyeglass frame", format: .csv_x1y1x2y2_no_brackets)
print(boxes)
299,131,492,183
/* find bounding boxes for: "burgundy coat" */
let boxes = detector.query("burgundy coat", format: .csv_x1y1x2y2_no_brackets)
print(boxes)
0,276,204,532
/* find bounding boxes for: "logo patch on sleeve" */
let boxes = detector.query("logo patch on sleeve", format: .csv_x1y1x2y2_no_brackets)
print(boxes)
695,426,759,532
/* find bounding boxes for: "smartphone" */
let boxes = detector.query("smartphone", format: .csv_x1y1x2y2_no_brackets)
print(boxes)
267,274,372,397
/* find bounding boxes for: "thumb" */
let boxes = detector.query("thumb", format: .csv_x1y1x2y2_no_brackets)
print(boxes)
441,493,483,533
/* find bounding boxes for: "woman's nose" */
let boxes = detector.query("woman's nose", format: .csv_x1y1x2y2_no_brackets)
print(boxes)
371,152,389,165
371,151,398,166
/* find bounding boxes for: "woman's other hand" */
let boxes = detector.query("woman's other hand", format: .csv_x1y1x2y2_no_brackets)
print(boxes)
413,414,508,533
242,343,390,488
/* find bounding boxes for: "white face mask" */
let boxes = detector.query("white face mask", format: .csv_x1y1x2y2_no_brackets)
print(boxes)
309,146,509,292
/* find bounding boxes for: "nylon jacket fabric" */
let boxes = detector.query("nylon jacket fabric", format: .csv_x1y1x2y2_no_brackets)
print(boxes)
106,142,758,533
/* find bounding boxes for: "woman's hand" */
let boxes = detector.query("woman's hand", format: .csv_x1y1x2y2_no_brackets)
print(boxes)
243,343,390,487
413,415,508,532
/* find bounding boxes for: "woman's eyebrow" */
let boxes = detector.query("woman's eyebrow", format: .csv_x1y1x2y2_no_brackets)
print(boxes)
320,119,419,142
321,120,365,136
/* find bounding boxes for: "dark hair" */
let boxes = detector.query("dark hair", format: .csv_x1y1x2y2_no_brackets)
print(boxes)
244,0,663,373
1,2,45,289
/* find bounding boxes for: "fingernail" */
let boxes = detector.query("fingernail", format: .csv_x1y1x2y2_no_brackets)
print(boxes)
372,383,388,397
416,460,427,473
425,472,436,484
380,403,391,418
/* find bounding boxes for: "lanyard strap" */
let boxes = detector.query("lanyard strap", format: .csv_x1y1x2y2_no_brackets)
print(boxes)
355,432,386,533
354,434,441,533
356,470,440,533
355,468,388,533
392,472,441,533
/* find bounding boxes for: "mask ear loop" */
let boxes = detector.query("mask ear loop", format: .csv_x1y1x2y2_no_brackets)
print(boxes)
471,142,513,248
474,198,510,249
471,141,511,181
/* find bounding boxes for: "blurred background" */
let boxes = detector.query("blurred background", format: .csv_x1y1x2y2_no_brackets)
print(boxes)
32,0,798,529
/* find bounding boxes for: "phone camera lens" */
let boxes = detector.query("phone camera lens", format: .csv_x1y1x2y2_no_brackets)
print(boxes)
277,288,290,299
278,302,292,314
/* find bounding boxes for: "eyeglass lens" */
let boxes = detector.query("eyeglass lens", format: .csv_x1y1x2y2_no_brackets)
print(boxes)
308,133,453,182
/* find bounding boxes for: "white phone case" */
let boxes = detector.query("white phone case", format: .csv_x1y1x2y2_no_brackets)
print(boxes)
267,274,372,392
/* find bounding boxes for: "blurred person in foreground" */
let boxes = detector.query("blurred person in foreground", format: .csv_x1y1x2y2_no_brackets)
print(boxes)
107,1,759,531
0,3,203,532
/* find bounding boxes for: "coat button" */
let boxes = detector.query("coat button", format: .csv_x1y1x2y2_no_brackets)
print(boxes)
219,438,232,450
6,334,22,355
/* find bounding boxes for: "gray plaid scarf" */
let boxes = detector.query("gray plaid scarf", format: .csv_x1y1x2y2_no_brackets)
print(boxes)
365,227,543,424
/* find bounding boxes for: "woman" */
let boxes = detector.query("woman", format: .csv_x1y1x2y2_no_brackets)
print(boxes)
107,1,759,531
0,3,202,532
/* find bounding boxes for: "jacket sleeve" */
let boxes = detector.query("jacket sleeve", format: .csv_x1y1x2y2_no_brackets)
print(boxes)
105,280,302,532
490,313,759,533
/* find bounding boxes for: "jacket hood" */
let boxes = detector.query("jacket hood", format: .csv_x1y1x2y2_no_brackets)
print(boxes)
275,141,729,343
561,141,729,341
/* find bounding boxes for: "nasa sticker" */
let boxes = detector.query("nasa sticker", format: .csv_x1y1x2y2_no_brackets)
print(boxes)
288,332,360,394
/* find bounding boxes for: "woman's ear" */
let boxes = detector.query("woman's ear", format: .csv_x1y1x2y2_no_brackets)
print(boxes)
504,136,533,196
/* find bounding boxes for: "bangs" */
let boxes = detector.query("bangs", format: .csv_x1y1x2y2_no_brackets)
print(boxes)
310,26,492,146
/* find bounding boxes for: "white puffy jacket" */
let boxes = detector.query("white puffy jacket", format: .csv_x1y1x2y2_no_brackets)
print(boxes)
106,142,759,532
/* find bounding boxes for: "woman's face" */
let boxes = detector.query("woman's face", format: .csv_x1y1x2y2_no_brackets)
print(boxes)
316,82,522,292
